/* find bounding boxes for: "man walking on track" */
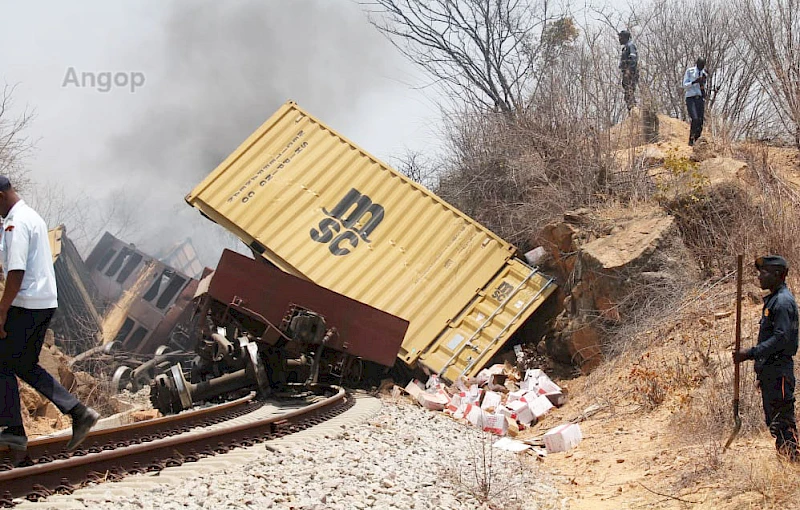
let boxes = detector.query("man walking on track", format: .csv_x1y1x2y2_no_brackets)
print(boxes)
0,175,99,452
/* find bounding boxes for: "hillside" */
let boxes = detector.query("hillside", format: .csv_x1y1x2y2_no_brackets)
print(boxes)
523,112,800,508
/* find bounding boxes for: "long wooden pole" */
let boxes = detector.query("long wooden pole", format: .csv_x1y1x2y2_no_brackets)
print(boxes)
724,254,744,450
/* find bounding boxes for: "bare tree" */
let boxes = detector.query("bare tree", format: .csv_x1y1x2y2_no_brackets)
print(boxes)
0,84,35,186
364,0,562,113
393,149,441,188
737,0,800,146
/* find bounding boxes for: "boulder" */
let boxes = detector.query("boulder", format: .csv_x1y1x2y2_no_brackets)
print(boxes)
537,208,696,373
536,220,579,281
546,320,603,373
698,157,748,186
581,215,675,271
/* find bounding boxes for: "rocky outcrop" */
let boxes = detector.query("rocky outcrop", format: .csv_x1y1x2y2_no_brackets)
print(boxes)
534,208,696,373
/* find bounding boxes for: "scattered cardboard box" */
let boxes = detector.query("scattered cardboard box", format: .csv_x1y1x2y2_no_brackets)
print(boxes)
508,400,534,426
418,390,450,411
527,394,554,421
543,423,583,453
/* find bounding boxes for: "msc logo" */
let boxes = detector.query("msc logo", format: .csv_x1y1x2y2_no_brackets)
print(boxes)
310,188,385,256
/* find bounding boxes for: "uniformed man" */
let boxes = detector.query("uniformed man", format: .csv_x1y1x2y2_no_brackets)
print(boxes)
618,30,639,112
734,255,799,460
0,176,99,451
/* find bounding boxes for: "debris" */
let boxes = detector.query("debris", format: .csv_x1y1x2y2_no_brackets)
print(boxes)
569,402,608,423
508,400,535,426
404,380,425,400
131,409,160,422
543,423,583,453
526,394,555,421
417,390,449,411
493,437,531,452
480,390,503,411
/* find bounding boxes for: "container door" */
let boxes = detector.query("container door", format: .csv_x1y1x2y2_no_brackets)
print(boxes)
419,258,557,382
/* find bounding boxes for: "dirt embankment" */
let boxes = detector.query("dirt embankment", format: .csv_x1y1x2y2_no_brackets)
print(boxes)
528,114,800,508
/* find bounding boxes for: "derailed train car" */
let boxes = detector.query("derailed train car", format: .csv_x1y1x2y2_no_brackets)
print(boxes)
84,232,199,354
150,249,408,414
185,101,557,382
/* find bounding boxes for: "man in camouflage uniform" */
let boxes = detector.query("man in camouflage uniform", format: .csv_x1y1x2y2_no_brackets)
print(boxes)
618,30,639,112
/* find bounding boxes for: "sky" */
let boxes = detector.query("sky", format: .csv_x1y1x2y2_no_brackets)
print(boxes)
0,0,445,267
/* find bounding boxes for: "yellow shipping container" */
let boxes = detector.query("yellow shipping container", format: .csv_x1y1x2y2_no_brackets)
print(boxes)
421,258,556,381
186,101,556,378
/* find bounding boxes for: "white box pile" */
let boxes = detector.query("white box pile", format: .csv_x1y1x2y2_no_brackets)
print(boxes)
404,365,569,442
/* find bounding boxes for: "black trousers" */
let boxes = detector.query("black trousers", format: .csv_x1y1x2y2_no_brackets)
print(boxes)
760,373,798,458
686,95,705,144
0,307,79,429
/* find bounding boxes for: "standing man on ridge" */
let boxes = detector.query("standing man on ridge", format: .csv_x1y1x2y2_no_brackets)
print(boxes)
682,57,708,146
618,30,639,112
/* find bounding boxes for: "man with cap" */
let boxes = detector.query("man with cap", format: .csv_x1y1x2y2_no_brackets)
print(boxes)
734,255,799,460
618,30,639,112
0,176,99,452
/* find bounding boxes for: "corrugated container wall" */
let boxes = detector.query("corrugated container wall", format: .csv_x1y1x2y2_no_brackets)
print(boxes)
186,101,556,374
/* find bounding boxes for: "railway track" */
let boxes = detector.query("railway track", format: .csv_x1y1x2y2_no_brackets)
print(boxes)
0,385,352,507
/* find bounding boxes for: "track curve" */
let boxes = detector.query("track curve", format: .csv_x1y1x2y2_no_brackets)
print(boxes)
0,385,350,507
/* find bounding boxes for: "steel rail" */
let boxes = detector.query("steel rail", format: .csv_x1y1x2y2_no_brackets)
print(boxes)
0,385,347,505
1,393,256,466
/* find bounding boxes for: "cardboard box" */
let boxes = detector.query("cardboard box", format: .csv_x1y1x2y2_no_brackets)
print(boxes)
481,390,503,411
508,400,534,426
463,384,483,404
543,423,583,453
453,402,470,420
466,404,489,428
482,413,508,436
405,379,425,400
418,389,449,411
524,368,545,381
524,370,566,406
494,405,513,418
507,389,526,403
445,392,463,414
544,392,566,407
527,394,554,421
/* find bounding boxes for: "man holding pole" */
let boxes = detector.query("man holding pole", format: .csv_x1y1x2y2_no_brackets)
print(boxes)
734,255,798,460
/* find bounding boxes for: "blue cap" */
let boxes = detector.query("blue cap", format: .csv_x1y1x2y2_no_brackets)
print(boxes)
0,176,9,191
755,255,789,270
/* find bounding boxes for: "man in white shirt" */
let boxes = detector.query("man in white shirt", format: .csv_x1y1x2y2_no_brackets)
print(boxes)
682,57,708,146
0,176,99,451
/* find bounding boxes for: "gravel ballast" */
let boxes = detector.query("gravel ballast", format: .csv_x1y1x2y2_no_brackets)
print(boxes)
24,396,564,510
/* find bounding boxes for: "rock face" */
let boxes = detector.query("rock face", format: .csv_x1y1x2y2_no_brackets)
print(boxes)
536,209,695,373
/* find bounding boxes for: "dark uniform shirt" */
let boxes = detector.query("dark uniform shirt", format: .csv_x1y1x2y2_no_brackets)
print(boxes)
749,283,799,378
619,41,638,73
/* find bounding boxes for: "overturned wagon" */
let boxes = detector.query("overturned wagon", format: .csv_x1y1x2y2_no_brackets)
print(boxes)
151,249,408,414
186,101,556,381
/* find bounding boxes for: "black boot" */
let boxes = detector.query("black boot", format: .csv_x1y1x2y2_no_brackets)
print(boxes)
65,404,100,451
0,426,28,451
